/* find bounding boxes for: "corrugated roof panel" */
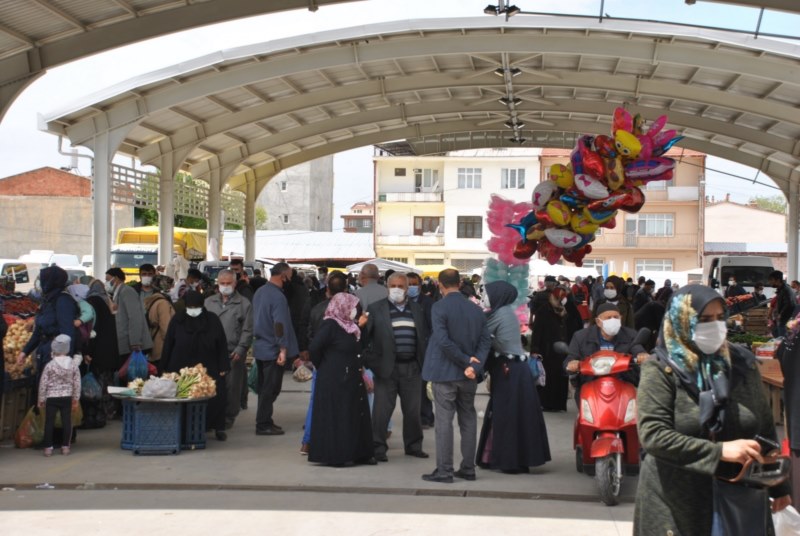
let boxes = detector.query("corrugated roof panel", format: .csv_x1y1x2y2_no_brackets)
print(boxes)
55,0,127,25
2,1,74,40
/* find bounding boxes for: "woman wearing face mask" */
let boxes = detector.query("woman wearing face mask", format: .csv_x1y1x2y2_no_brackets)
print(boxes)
161,290,230,441
634,285,791,535
530,287,582,411
476,281,551,473
591,275,635,330
308,292,375,466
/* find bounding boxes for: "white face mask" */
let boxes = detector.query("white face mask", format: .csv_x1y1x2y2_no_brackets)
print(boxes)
219,285,234,296
186,307,202,318
189,282,199,290
693,320,727,354
105,280,116,294
604,289,617,300
140,276,153,287
349,308,358,320
561,297,568,306
601,317,622,337
388,288,406,304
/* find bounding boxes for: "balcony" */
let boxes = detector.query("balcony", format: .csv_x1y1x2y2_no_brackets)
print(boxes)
376,234,445,246
378,192,443,203
592,233,699,249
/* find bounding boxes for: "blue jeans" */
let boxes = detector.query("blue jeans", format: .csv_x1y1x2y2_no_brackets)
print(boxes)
302,370,316,445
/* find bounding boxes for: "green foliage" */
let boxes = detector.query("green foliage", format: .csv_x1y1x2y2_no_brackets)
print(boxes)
748,195,787,214
256,206,268,230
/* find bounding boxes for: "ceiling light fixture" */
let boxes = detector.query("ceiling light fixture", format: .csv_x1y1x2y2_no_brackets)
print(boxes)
483,3,521,18
509,136,527,144
505,5,521,17
509,67,522,77
493,67,505,77
484,5,499,15
499,96,522,106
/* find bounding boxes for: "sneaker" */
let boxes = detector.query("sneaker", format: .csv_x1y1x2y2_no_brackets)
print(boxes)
43,447,53,457
256,426,285,436
61,446,71,456
300,443,310,455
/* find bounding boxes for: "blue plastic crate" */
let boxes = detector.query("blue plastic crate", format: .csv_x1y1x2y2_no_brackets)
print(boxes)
120,399,181,455
181,400,208,450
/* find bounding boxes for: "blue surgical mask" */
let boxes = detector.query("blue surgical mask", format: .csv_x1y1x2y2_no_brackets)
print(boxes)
407,285,420,299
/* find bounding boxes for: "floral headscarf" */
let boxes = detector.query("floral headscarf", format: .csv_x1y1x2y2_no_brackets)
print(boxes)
323,292,361,341
660,285,730,390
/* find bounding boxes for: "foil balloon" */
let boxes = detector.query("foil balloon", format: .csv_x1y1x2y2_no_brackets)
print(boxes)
532,180,559,210
604,156,625,191
574,174,610,200
625,157,675,181
593,135,616,158
615,130,642,160
546,200,572,227
559,193,584,210
613,108,633,133
579,136,605,179
537,239,563,265
549,164,574,189
513,239,538,259
570,213,599,235
584,207,617,225
526,224,547,241
544,228,583,249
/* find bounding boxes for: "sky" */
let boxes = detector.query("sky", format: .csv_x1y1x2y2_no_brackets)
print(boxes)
0,0,797,229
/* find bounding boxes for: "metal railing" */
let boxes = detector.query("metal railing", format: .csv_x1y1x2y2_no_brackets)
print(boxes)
378,192,443,202
376,234,445,246
592,233,698,249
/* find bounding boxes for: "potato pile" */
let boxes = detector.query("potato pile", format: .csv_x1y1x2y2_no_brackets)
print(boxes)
3,319,34,380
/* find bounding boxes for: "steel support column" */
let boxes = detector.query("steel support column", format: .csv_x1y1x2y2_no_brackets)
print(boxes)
207,169,222,261
90,129,126,278
788,179,799,281
245,175,256,262
158,158,175,268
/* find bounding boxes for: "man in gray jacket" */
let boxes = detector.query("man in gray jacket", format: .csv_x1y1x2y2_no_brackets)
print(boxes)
105,267,153,361
363,272,430,462
205,269,253,429
421,269,490,483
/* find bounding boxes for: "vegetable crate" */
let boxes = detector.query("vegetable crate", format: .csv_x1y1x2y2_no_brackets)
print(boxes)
1,381,33,441
181,400,207,450
121,400,181,455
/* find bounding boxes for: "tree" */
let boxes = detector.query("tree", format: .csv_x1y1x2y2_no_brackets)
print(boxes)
256,206,268,229
749,195,787,214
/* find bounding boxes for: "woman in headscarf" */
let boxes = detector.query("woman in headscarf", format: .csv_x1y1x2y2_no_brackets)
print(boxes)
531,286,581,411
476,281,551,473
308,292,375,466
162,290,230,441
778,312,800,512
83,278,121,425
634,285,791,535
18,266,77,381
592,275,635,329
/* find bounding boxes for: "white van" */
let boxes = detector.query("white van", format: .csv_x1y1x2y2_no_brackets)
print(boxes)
706,256,776,299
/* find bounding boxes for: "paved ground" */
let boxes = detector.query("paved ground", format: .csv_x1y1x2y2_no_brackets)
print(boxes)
0,380,636,535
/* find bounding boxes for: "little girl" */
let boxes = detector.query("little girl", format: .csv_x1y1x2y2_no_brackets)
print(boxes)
37,334,81,456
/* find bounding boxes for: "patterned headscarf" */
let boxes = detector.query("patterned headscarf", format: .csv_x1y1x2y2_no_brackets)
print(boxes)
323,292,361,341
660,284,730,390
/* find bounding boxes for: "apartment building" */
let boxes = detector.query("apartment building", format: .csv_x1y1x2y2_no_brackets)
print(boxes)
540,148,706,275
373,148,537,272
258,156,334,231
341,202,374,233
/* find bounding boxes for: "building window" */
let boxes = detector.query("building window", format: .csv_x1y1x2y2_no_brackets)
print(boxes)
451,259,484,272
581,258,605,275
414,168,439,192
636,259,674,273
363,219,372,228
354,209,362,214
416,258,444,265
414,216,443,236
280,181,287,191
386,257,408,264
457,168,482,189
501,168,525,189
628,213,674,237
282,214,289,224
457,216,483,239
646,177,675,191
395,168,406,176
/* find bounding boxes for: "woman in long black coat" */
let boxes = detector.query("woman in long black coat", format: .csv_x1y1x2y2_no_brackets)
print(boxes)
82,279,122,426
308,292,375,466
476,281,551,473
778,312,800,511
162,290,230,440
531,286,581,411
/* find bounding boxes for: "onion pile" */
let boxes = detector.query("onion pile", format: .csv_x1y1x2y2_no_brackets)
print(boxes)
3,320,34,380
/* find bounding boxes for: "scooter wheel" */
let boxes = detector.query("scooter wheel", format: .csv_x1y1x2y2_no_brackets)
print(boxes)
575,447,584,473
596,455,621,506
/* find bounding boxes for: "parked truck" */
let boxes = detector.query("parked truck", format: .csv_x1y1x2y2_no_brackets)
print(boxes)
705,255,776,299
110,226,207,280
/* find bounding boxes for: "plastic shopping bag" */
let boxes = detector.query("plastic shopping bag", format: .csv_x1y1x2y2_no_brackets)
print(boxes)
81,371,103,400
247,362,259,394
119,350,149,382
14,406,44,448
773,505,800,536
55,403,83,428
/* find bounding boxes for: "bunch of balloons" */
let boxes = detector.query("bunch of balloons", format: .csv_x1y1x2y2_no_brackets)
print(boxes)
483,194,533,329
506,107,683,266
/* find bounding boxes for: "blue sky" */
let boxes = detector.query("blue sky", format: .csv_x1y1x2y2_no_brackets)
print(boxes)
0,0,796,226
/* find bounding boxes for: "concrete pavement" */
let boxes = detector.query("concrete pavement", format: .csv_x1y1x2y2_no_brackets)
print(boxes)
0,381,636,535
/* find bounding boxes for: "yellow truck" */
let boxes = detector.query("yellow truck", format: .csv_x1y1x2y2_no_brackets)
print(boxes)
110,226,207,279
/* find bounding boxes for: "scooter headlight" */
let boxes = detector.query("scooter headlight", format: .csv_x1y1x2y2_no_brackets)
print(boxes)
581,398,594,424
590,356,615,376
624,399,637,424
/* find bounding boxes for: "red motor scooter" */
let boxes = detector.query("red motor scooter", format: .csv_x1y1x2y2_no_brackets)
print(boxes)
555,328,649,506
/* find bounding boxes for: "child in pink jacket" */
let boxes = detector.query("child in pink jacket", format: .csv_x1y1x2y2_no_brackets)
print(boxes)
37,334,81,456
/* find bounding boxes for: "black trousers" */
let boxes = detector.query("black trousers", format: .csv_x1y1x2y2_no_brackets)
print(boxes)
43,396,72,448
256,360,284,430
372,361,424,456
420,381,434,425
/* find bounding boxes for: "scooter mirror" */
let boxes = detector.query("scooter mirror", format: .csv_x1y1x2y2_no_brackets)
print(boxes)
553,341,570,355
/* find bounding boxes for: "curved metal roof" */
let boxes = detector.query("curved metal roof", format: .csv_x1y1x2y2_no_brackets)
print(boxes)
41,16,800,197
0,0,362,121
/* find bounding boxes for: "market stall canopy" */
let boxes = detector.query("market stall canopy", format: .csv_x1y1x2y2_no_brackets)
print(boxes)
346,258,421,274
417,264,458,279
222,230,373,263
528,259,597,280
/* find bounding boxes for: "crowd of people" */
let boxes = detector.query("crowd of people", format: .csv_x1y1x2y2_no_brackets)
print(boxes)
8,258,798,532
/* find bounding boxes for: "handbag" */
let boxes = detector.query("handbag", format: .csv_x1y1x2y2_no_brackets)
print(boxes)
711,479,770,536
528,354,546,387
247,361,259,394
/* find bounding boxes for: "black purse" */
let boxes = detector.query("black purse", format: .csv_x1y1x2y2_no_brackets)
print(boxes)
711,479,770,536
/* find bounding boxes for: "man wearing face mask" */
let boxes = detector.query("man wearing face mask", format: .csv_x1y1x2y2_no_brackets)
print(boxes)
135,264,174,373
407,271,436,429
205,269,253,429
104,267,153,365
564,302,648,404
592,275,635,329
363,273,431,462
252,262,299,436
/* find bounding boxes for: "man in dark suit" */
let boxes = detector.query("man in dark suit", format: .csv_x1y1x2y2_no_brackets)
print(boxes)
421,269,491,483
407,271,435,428
363,272,430,462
